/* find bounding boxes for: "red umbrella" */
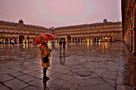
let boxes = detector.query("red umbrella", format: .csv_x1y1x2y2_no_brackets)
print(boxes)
34,33,55,45
41,33,55,40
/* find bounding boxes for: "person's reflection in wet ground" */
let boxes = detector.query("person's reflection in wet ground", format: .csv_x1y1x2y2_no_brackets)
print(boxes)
59,47,66,65
43,80,49,90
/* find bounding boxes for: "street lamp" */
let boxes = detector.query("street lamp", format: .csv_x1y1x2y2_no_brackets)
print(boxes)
49,27,55,49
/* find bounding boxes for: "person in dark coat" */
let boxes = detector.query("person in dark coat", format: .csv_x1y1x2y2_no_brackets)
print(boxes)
59,40,62,49
62,39,66,50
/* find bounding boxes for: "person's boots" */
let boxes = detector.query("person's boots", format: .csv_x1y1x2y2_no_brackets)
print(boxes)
43,68,49,80
43,75,49,80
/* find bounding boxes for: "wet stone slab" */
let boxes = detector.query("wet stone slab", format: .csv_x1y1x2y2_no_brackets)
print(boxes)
82,83,115,90
0,42,136,90
0,74,14,82
0,86,10,90
4,79,28,90
16,74,36,82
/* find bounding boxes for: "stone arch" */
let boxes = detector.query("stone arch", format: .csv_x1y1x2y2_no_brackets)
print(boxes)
5,37,9,44
19,35,25,43
67,35,71,43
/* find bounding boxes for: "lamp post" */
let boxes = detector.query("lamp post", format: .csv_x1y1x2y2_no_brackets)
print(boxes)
49,27,55,48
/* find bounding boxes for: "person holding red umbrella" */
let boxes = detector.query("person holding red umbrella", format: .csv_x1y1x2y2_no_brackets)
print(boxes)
39,40,51,80
34,33,55,80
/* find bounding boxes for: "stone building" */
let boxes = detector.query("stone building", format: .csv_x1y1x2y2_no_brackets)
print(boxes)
122,0,136,55
0,19,48,44
0,19,122,45
54,20,122,43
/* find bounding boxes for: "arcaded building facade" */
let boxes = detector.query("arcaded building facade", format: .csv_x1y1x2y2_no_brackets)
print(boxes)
122,0,136,55
0,19,48,44
55,20,122,43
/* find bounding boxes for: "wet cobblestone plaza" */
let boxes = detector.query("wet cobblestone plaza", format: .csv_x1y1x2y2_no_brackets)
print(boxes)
0,42,136,90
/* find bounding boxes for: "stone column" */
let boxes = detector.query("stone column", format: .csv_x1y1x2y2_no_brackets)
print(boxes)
132,28,136,55
110,37,112,42
16,37,19,44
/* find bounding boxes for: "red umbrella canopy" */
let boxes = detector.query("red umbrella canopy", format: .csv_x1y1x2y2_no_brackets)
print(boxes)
34,33,55,45
41,33,55,40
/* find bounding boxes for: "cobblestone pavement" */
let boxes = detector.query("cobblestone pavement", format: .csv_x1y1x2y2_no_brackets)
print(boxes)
0,42,135,90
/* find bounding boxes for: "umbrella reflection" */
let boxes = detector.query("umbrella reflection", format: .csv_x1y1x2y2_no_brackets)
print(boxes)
43,80,49,90
59,49,66,65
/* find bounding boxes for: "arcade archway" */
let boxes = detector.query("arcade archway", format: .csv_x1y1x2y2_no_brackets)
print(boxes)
67,35,71,43
19,35,25,43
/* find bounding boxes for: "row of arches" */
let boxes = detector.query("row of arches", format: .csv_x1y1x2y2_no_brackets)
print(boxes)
0,35,30,44
66,35,113,43
56,35,114,43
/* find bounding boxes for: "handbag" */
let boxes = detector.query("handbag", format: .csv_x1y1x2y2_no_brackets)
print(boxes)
42,56,49,63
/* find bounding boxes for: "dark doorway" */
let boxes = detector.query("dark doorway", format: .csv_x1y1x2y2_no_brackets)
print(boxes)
19,35,25,43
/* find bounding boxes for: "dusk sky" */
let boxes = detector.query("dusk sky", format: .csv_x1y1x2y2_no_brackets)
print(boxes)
0,0,121,27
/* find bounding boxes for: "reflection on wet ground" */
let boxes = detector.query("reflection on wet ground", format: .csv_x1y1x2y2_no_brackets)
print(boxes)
59,47,66,65
122,48,136,89
43,80,49,90
0,42,136,90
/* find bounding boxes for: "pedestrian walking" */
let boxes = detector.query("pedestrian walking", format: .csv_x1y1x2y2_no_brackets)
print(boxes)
62,39,66,50
59,39,62,49
39,42,51,80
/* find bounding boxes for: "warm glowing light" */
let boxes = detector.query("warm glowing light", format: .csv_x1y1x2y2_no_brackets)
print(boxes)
105,37,108,39
48,41,52,49
87,39,90,47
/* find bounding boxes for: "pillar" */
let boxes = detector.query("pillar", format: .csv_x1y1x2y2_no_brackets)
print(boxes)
16,37,19,44
110,37,112,42
132,29,136,55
